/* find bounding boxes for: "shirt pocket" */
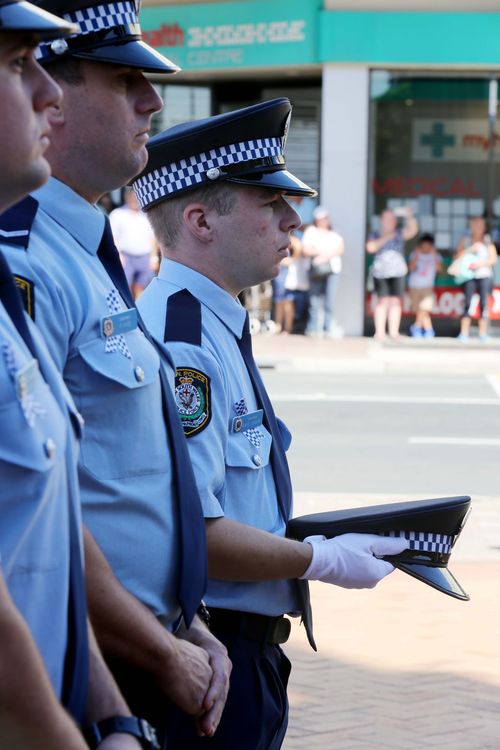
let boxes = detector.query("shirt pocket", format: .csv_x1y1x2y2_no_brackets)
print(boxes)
225,424,272,471
76,329,167,480
0,371,66,473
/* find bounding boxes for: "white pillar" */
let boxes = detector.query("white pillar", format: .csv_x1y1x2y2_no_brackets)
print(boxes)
320,65,369,336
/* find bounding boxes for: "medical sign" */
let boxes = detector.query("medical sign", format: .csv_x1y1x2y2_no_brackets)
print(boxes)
412,119,500,162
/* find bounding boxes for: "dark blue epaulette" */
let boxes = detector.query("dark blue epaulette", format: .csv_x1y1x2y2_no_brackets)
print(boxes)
164,288,202,346
0,195,39,249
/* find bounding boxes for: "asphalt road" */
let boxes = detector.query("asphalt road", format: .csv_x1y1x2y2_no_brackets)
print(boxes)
261,371,500,498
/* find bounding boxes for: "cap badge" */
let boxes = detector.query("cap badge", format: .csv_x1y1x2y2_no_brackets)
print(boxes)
50,38,69,55
206,167,221,181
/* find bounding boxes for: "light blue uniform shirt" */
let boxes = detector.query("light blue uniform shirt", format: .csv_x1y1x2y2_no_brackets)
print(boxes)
1,179,181,627
138,259,299,617
0,303,79,696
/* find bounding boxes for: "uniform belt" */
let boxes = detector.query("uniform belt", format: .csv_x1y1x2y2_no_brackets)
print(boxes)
207,607,291,645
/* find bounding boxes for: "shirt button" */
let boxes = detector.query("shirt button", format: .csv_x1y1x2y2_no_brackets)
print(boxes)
134,366,145,382
252,454,262,467
44,438,56,459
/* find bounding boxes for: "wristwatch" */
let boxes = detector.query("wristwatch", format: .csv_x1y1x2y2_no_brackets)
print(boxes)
197,600,211,628
83,716,160,749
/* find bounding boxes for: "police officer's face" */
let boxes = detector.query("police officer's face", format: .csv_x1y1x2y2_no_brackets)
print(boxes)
215,186,301,294
0,32,61,213
54,60,163,198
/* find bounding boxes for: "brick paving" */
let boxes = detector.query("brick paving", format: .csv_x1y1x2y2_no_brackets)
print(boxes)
282,495,500,750
251,335,500,749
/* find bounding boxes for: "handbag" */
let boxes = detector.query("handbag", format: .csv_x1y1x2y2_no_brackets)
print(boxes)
447,253,476,285
309,260,332,281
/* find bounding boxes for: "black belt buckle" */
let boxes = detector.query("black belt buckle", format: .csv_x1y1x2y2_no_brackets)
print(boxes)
268,616,291,645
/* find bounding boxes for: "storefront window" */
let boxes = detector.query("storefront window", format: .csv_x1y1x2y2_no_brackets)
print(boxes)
366,72,500,325
151,85,211,134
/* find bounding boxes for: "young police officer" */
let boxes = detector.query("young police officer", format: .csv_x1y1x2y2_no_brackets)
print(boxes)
0,1,230,745
133,100,409,749
0,2,150,748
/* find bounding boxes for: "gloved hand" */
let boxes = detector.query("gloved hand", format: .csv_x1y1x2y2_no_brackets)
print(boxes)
299,533,410,589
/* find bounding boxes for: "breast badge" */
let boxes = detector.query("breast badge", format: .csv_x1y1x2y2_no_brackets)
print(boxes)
175,367,211,437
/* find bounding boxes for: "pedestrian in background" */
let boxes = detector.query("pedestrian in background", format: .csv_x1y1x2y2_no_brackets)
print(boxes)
366,206,418,341
109,187,157,298
303,206,344,338
453,215,497,341
407,233,443,339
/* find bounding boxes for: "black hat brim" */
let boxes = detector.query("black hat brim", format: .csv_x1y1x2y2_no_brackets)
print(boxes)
68,38,179,74
227,168,317,198
287,496,471,601
394,562,469,601
0,1,75,39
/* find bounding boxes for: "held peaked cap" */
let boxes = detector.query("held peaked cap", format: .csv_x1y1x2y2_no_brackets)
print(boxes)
132,98,317,211
287,496,471,601
32,0,179,73
0,0,76,39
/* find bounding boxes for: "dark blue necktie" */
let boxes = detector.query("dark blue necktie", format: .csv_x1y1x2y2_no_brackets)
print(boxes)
0,251,89,720
97,218,207,626
236,312,316,650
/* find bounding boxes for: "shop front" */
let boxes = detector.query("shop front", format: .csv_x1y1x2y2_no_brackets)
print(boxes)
365,72,500,335
140,2,500,335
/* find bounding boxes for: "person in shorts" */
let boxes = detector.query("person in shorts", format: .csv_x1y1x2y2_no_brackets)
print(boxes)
407,233,443,338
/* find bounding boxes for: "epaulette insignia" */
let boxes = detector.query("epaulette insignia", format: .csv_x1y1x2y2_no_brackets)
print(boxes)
13,275,35,320
164,289,201,345
0,195,39,249
174,367,211,437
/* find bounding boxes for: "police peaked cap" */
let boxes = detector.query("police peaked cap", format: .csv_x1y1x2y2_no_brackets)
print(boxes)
32,0,179,73
133,98,317,211
0,0,76,39
288,496,471,600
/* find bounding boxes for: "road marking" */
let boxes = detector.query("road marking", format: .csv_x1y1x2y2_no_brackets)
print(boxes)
409,436,500,446
485,373,500,399
270,393,500,406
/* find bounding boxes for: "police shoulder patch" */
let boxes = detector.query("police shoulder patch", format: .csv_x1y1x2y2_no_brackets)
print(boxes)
14,275,35,320
174,367,211,437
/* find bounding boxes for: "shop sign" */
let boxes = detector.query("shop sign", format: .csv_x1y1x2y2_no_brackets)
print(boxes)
372,176,481,198
141,0,319,70
413,119,500,163
366,287,500,319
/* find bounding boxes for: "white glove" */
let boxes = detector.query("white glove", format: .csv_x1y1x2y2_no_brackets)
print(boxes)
299,533,410,589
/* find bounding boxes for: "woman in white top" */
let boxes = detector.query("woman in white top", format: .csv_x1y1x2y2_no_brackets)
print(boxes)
302,206,344,337
453,216,497,341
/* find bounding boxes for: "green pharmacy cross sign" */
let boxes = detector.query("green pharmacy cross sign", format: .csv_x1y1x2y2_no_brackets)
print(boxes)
420,122,456,159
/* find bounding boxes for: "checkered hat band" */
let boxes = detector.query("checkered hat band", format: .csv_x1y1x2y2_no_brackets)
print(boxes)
382,530,454,555
134,137,283,209
65,1,137,35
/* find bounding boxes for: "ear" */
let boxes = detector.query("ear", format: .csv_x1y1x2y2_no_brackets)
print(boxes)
183,203,215,244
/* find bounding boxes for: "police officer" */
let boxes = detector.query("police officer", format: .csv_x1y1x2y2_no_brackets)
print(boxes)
133,99,410,750
0,1,231,744
0,2,149,748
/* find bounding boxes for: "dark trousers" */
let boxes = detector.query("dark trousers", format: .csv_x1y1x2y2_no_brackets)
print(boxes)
463,277,492,319
109,633,291,750
165,633,291,750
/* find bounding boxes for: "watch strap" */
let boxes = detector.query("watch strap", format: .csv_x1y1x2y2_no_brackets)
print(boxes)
83,716,160,749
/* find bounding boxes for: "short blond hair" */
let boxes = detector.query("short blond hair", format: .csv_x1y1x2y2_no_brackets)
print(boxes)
146,183,236,249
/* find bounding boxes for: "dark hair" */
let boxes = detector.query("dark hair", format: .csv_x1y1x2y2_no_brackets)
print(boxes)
418,233,435,245
44,57,84,85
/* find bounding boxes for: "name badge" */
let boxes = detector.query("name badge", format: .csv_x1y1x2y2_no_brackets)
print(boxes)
101,308,138,338
15,358,39,400
232,409,263,433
